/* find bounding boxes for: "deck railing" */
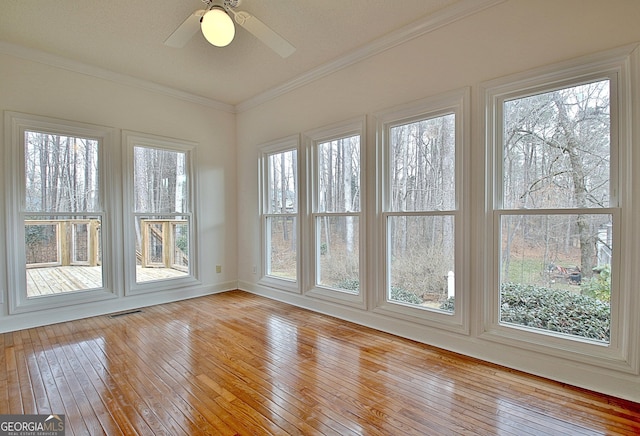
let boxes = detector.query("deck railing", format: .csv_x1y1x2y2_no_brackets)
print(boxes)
25,219,101,268
25,218,189,272
139,219,189,272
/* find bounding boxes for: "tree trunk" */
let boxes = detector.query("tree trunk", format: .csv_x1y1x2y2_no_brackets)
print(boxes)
553,94,594,278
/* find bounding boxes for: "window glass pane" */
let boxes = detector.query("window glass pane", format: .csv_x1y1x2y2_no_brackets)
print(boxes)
133,146,187,213
25,216,103,297
388,215,455,312
389,114,455,212
502,80,610,209
499,214,611,342
25,132,99,213
318,135,360,213
267,150,297,214
317,216,359,293
266,216,297,280
135,216,190,283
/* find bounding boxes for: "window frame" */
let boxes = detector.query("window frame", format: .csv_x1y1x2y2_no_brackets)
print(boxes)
481,46,638,372
4,112,117,313
122,130,200,295
258,135,302,294
304,117,366,308
373,88,470,334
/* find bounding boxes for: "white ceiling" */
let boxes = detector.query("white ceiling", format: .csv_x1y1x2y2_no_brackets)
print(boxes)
0,0,497,109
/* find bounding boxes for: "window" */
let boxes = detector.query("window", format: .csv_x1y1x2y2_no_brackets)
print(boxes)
375,89,469,331
5,112,115,313
123,131,197,294
260,135,300,292
483,47,636,368
305,119,365,306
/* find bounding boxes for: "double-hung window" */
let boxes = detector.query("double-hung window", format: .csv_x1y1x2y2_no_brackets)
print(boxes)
123,131,197,294
259,135,301,292
5,112,115,313
305,118,365,307
483,47,637,369
375,89,469,331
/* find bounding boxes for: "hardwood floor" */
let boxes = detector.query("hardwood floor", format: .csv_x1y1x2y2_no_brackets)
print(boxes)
1,290,639,435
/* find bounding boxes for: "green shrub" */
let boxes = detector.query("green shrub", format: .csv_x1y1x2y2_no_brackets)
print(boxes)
390,286,423,305
339,280,609,342
440,284,610,341
335,279,423,305
500,282,610,342
335,278,360,292
439,297,455,312
581,265,611,303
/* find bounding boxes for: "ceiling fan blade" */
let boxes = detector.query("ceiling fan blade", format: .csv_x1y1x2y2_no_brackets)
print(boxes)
164,9,206,48
231,10,295,58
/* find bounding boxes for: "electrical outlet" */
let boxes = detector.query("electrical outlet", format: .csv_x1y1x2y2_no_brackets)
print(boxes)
216,265,222,274
252,265,257,274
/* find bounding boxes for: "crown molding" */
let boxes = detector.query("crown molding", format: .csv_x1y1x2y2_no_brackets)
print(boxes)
235,0,505,113
0,41,236,113
0,0,504,115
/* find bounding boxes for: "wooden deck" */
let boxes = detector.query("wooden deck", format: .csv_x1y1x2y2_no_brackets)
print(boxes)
26,266,188,296
1,290,639,435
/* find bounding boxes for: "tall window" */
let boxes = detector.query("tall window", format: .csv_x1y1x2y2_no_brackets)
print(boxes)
123,131,196,293
260,136,300,290
497,80,613,343
376,89,468,330
484,48,636,367
387,114,456,313
5,113,114,313
306,119,364,305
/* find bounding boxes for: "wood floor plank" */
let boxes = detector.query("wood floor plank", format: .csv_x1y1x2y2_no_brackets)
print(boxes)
1,290,639,435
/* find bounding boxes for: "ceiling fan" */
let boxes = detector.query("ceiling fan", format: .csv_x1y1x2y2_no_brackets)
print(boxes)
165,0,295,58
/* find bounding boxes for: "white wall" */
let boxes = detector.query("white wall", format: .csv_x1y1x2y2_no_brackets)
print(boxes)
236,0,640,401
0,52,238,331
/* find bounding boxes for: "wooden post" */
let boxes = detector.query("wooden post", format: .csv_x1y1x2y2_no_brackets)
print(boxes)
89,219,99,266
60,221,70,266
141,220,149,268
163,221,171,268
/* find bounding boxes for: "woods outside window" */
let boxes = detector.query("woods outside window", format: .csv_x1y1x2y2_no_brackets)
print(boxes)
5,113,115,313
483,47,637,370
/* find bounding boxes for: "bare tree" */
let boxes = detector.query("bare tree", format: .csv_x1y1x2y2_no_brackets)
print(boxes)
502,80,611,279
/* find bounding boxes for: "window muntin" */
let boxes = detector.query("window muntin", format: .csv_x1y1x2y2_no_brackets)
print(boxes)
313,134,361,294
121,131,197,294
5,113,115,313
495,78,616,343
131,145,191,284
264,148,298,281
386,113,457,313
23,131,104,296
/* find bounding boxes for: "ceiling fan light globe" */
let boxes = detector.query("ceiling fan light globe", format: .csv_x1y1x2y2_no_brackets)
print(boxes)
201,8,235,47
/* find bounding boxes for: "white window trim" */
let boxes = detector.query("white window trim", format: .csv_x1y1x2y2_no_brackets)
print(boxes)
372,87,471,334
303,117,367,309
122,130,200,296
480,44,639,373
4,112,118,313
258,134,302,294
